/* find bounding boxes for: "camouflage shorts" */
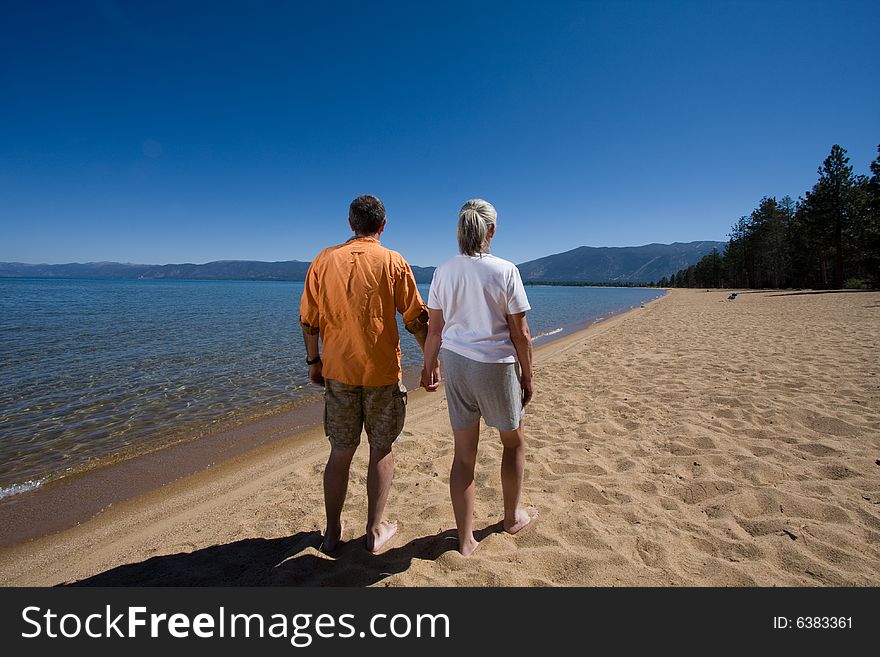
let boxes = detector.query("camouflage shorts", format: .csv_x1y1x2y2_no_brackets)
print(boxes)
324,379,407,451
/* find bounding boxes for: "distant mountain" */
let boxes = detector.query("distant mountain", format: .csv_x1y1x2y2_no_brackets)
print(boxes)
0,260,313,281
0,241,724,285
0,259,438,283
143,260,313,281
0,262,155,279
409,266,436,284
516,241,726,284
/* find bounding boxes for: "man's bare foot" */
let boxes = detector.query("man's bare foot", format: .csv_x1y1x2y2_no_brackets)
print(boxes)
458,534,479,557
366,520,398,553
320,520,345,553
503,506,538,534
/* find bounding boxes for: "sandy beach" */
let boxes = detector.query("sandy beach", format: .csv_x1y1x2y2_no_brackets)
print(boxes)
1,288,879,586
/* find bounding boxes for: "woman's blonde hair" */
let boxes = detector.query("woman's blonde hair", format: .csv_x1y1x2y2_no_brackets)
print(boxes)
457,198,497,256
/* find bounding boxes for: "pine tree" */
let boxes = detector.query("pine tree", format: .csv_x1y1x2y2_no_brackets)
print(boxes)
801,145,856,288
861,145,880,285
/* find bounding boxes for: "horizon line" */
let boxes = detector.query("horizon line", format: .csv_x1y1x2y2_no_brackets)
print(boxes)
0,239,727,269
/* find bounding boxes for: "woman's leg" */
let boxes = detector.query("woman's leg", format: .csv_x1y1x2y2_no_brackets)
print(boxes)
498,422,537,533
450,423,480,556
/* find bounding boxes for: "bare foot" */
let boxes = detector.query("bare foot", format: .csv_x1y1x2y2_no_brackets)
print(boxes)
366,520,398,553
503,506,538,535
458,535,479,557
320,520,345,553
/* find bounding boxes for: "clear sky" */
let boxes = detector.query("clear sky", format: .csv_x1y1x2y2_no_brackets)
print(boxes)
2,1,878,267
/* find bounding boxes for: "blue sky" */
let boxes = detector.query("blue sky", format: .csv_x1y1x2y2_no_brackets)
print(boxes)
1,1,878,267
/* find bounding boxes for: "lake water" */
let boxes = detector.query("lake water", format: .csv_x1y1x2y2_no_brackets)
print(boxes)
0,278,664,497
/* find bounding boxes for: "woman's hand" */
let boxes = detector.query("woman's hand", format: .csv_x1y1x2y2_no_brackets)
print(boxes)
520,376,533,406
421,365,441,392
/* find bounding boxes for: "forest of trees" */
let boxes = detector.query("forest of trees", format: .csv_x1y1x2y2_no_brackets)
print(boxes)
658,144,880,290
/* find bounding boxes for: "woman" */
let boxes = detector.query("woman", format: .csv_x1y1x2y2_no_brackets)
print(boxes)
421,199,538,556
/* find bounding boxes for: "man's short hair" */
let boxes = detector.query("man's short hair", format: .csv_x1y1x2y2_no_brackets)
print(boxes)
349,195,386,235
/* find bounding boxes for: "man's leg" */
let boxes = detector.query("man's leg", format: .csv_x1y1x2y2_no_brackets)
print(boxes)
363,382,406,553
323,444,357,552
450,423,480,556
498,422,537,534
322,380,362,552
366,445,397,553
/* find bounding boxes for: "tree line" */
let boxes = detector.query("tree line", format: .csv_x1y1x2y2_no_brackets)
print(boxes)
656,144,880,290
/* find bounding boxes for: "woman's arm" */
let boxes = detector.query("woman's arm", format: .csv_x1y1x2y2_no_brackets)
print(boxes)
421,308,444,391
506,311,533,405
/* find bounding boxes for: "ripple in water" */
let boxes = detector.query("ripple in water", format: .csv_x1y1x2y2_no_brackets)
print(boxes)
0,278,664,495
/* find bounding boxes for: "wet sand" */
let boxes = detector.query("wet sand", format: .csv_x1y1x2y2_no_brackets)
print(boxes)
1,289,879,586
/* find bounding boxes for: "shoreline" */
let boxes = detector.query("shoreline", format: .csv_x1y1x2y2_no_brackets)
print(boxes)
2,288,878,586
0,293,666,550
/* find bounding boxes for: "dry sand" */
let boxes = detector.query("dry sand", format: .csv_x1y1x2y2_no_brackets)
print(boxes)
1,288,879,586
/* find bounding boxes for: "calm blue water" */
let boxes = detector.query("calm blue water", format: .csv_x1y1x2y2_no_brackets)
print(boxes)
0,278,664,496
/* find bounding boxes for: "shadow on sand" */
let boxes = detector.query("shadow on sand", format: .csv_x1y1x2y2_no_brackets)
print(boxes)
60,524,503,586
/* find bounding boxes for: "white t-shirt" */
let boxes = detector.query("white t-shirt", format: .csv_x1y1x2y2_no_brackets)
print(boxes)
427,254,531,363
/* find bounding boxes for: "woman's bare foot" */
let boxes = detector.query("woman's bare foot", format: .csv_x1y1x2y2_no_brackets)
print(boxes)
320,520,345,553
366,520,398,553
458,534,479,557
503,506,538,534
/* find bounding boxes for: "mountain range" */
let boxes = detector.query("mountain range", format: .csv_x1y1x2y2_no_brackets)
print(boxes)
516,241,725,283
0,241,724,285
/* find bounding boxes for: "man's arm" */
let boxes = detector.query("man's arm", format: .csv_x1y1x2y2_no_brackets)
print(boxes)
395,260,428,351
506,312,533,406
421,308,444,392
301,323,324,387
404,309,428,351
299,260,324,387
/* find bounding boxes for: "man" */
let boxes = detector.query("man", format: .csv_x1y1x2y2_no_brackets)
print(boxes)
299,194,428,553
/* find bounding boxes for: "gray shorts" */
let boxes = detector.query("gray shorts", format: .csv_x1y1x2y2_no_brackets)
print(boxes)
439,348,524,431
324,379,407,451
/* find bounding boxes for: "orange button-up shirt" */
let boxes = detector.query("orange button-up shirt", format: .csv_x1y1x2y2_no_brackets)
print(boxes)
299,237,426,386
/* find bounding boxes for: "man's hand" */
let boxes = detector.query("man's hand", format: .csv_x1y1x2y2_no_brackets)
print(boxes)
309,362,325,387
520,376,533,406
420,365,441,392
